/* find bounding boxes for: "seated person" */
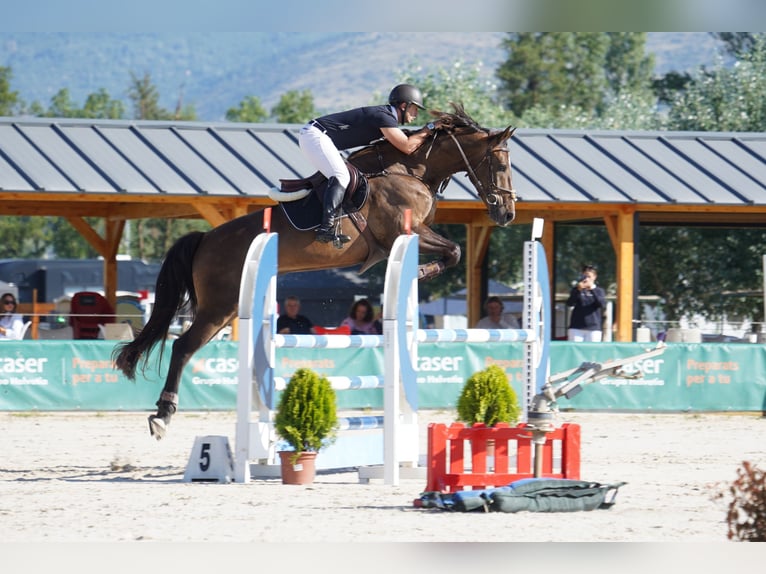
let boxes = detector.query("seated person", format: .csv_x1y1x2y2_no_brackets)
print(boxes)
277,296,316,334
474,296,519,329
0,293,25,340
340,298,381,335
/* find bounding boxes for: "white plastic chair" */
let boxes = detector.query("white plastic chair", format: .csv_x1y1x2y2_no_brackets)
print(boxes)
99,322,134,341
37,325,74,340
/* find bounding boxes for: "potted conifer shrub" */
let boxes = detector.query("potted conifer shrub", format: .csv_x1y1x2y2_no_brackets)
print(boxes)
273,367,338,485
456,365,521,465
456,364,521,426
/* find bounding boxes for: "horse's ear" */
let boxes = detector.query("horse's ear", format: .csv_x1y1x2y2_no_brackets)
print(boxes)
491,126,516,143
501,126,516,140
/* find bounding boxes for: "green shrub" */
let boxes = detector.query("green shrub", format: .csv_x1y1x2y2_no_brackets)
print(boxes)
274,368,338,457
456,364,520,426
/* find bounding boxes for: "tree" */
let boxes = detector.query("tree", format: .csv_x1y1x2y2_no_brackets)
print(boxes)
397,60,516,128
46,88,78,118
82,88,125,119
123,218,210,263
517,88,662,131
226,95,268,123
604,32,654,95
270,90,316,124
651,71,693,106
484,223,530,295
638,227,766,325
0,66,21,116
34,88,124,119
496,33,653,121
0,217,50,258
128,71,175,120
667,36,766,132
712,32,760,57
48,218,100,258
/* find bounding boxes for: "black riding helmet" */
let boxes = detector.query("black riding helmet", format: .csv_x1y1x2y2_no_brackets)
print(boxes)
388,84,426,111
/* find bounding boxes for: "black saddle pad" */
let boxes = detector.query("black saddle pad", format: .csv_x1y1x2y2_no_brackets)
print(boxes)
280,178,370,231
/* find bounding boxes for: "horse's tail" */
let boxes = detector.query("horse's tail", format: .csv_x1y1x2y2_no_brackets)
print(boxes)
113,231,205,380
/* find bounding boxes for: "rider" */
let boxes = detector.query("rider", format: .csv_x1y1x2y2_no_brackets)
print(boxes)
298,83,438,246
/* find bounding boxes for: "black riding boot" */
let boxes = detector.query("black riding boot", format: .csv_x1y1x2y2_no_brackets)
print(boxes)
316,177,351,247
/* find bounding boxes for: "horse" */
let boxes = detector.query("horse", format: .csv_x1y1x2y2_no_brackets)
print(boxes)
114,103,518,439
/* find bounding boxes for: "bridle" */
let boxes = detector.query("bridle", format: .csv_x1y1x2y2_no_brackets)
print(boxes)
368,127,517,206
446,130,517,205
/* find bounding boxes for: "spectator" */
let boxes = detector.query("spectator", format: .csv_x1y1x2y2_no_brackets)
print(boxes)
0,293,25,340
277,296,316,334
474,296,520,329
566,264,606,342
341,298,381,335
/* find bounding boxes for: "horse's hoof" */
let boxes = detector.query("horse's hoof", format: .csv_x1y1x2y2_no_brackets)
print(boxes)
147,415,168,440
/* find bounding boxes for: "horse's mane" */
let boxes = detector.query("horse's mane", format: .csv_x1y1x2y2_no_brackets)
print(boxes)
399,102,485,135
431,101,486,133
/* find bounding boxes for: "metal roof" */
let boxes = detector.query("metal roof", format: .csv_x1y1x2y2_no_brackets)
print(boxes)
1,117,765,207
511,129,766,206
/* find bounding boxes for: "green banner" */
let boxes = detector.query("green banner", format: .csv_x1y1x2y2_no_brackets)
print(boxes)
551,342,766,412
1,340,765,412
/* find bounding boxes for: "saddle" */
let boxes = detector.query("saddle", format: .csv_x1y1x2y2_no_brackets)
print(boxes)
277,162,369,231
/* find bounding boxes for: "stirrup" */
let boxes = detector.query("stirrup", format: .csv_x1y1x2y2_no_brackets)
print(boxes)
332,217,351,245
316,227,337,243
316,230,351,248
332,234,351,249
316,213,350,247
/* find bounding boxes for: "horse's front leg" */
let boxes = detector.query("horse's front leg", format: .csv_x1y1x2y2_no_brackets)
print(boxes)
415,226,461,281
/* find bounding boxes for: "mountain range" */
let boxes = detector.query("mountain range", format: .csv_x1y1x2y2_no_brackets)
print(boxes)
0,32,727,122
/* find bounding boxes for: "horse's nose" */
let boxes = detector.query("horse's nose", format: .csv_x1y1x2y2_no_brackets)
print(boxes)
499,204,516,226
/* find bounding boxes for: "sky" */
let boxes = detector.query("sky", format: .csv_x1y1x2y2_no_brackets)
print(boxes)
2,0,763,32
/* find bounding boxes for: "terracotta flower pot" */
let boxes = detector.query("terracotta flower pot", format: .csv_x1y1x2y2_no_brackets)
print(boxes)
278,451,318,485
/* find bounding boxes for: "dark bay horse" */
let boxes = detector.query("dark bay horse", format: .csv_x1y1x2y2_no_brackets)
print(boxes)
114,104,517,439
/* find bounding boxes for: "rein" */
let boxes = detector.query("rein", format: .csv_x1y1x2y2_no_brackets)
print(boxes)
367,129,517,203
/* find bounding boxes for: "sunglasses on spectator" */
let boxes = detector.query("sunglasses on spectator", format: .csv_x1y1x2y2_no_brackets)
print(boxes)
2,299,15,304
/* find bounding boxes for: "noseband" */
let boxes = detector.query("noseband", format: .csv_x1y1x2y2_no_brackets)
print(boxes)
447,131,517,205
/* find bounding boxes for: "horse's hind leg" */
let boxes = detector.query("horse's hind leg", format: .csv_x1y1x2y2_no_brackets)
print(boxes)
148,316,230,439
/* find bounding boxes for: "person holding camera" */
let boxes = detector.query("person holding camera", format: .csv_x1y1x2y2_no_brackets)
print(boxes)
566,265,606,342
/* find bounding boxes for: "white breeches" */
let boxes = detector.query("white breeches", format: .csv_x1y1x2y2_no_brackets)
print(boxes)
298,125,350,188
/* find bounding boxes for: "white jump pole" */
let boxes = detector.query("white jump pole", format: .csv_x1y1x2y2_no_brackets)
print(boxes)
234,232,278,484
382,233,420,485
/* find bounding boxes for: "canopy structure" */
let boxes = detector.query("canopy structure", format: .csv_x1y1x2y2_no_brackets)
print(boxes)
1,116,764,340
